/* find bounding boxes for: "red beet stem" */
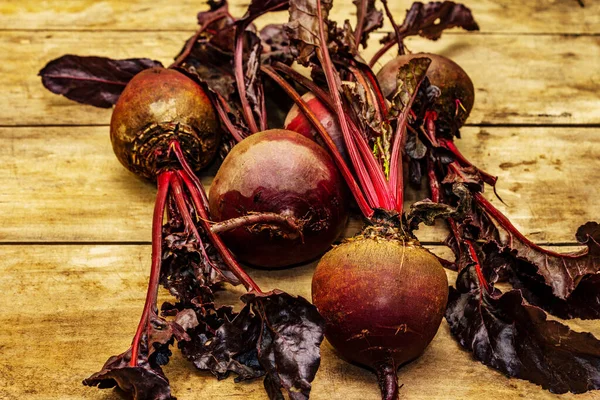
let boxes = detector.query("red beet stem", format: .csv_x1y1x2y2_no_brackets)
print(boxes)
369,38,397,68
129,170,172,366
168,171,224,278
427,156,460,271
350,120,395,209
376,362,400,400
439,138,497,186
422,111,439,146
466,239,490,293
354,0,367,47
170,12,228,68
388,58,431,213
273,62,393,209
209,212,303,239
214,92,246,143
315,0,385,211
474,192,581,259
261,65,373,218
381,0,404,57
427,155,441,203
359,63,390,117
176,169,263,293
348,65,382,123
388,113,406,213
273,62,334,108
170,140,263,290
234,32,260,134
170,141,210,208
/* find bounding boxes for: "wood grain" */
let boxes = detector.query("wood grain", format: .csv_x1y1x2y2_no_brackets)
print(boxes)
1,126,598,244
3,1,600,399
9,31,600,126
0,0,597,34
1,244,598,400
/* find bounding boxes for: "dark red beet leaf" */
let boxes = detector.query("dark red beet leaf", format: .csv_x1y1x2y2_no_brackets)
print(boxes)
178,303,265,381
371,1,479,67
353,0,383,48
39,55,162,108
161,198,240,304
174,34,237,100
446,265,600,394
401,1,479,41
83,313,190,400
179,291,325,400
407,183,469,231
234,0,289,132
240,0,289,21
481,240,600,320
197,0,233,28
379,1,479,48
260,24,295,64
479,203,600,300
244,291,325,400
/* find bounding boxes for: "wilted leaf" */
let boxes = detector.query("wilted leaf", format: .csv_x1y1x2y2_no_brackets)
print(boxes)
286,0,333,65
481,239,600,320
407,183,469,230
446,265,600,394
260,24,295,64
180,291,325,400
83,314,186,400
381,1,479,47
244,291,325,400
488,218,600,300
388,57,431,120
179,304,264,381
353,0,384,48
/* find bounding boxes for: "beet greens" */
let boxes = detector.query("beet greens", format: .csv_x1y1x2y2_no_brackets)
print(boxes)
38,0,600,398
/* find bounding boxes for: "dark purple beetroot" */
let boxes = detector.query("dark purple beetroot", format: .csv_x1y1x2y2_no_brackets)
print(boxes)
377,53,474,128
209,129,348,268
110,67,219,180
312,232,448,398
284,92,347,161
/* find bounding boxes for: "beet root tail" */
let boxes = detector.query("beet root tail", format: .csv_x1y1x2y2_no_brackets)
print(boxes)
376,362,401,400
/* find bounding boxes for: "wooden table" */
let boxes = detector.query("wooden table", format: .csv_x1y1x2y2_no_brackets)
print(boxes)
1,1,599,399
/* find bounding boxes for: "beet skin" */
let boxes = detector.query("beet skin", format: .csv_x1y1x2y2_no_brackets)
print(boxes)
312,237,449,369
110,67,219,179
209,129,349,268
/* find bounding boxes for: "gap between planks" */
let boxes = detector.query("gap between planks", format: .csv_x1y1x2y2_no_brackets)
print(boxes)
3,28,600,36
0,241,588,247
3,123,600,128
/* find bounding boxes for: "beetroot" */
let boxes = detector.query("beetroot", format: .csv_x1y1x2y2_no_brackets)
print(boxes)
313,227,448,398
377,53,474,128
110,67,220,179
275,3,451,398
284,92,347,161
209,129,349,268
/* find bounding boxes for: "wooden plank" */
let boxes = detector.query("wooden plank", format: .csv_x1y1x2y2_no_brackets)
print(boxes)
1,125,598,244
5,31,599,127
0,244,597,400
0,0,598,34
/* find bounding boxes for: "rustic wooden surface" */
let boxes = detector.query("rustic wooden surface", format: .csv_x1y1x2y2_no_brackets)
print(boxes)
1,1,600,400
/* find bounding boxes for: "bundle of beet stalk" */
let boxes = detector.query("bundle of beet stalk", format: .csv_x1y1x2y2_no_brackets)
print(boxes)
39,0,600,399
